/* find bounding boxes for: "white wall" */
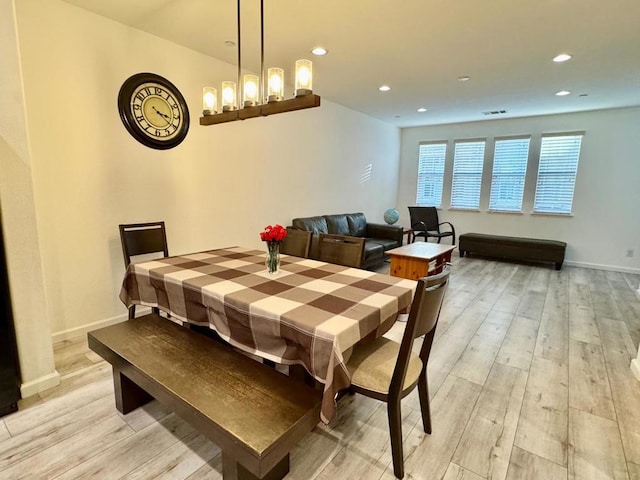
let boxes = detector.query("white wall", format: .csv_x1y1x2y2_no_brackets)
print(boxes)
14,0,400,339
398,107,640,272
0,0,59,395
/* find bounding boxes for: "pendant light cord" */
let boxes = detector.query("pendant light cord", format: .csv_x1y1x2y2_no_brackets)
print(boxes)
237,0,241,106
260,0,265,104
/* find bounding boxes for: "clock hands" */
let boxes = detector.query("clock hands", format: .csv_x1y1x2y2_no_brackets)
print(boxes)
152,106,171,124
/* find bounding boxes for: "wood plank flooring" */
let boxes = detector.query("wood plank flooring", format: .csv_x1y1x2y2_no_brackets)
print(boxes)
2,255,640,479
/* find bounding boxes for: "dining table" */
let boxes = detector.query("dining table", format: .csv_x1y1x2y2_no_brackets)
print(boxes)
119,246,416,423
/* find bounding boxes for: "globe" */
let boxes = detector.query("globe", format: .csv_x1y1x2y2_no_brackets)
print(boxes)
383,208,400,225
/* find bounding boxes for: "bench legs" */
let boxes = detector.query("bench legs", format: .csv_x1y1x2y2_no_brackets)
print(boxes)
222,453,290,480
112,367,292,480
113,368,153,414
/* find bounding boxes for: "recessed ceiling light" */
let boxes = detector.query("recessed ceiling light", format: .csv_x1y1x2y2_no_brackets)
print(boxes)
555,90,571,96
311,47,327,56
379,85,391,92
394,115,401,118
553,53,573,63
417,108,427,113
579,93,589,97
224,40,236,47
458,76,470,82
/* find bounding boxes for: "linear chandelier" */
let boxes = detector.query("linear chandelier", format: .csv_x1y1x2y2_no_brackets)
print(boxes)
200,0,321,126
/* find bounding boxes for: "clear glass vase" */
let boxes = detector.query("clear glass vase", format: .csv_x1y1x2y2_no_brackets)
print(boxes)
265,242,280,274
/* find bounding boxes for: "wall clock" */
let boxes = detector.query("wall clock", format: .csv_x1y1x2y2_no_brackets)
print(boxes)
117,72,190,150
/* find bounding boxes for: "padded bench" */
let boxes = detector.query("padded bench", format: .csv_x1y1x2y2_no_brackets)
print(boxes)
88,313,322,480
459,233,567,270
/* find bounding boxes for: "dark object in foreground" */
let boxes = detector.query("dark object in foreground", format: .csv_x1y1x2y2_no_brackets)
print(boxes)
88,314,321,480
0,206,20,417
459,232,566,270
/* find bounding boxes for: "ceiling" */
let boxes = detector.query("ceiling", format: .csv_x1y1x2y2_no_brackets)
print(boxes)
61,0,640,127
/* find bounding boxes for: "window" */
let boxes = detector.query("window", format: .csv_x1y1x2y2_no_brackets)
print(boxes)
489,137,530,212
451,140,485,209
533,133,583,214
416,142,446,207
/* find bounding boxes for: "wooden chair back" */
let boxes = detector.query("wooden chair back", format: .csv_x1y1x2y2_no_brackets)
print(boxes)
119,222,169,268
390,266,450,397
280,228,312,258
318,234,365,268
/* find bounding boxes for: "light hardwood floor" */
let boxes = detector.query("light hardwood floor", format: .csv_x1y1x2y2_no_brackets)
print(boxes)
2,255,640,479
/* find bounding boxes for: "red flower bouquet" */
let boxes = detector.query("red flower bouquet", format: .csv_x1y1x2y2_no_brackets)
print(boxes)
260,224,287,273
259,224,287,243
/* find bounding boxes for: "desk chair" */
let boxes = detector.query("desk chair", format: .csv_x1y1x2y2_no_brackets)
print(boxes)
408,206,455,245
119,222,168,319
318,234,365,268
280,228,312,258
346,266,450,479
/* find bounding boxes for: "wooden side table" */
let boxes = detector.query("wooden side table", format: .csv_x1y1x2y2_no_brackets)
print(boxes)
386,243,455,280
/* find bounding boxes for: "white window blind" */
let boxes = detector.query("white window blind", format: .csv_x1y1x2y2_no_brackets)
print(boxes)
489,137,530,212
451,140,485,209
416,142,446,207
533,133,583,214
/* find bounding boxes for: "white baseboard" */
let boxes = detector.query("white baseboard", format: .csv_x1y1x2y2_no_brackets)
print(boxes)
563,260,640,274
50,307,150,343
632,359,640,382
20,370,61,398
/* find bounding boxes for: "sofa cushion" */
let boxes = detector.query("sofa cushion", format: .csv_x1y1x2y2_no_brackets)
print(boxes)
325,214,351,236
346,213,367,237
367,238,400,251
292,216,328,235
364,240,384,258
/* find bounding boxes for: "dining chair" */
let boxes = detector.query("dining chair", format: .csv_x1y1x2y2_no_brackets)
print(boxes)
280,228,312,258
345,266,450,479
318,233,365,268
119,222,169,319
408,206,456,245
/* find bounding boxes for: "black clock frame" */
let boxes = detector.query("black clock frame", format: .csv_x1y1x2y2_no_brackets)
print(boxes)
117,72,190,150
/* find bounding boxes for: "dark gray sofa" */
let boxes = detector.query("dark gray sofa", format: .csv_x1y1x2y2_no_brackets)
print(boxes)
291,213,403,269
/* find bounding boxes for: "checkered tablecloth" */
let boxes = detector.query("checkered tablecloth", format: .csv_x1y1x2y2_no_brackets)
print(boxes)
119,246,416,422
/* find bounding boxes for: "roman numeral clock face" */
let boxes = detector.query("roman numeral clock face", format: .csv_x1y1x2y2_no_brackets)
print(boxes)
118,73,190,150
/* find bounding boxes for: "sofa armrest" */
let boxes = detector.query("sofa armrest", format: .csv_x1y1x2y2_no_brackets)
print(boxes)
366,223,403,243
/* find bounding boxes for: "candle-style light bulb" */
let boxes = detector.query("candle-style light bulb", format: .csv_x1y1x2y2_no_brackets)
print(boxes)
243,74,259,107
295,59,312,96
267,67,284,102
202,87,217,115
221,81,237,111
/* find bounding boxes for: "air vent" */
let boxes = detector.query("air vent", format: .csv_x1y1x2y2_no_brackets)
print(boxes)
482,110,507,116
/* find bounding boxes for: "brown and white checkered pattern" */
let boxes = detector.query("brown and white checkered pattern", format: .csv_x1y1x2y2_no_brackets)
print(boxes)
120,246,416,422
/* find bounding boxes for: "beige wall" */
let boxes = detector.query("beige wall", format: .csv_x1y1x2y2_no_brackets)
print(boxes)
14,0,400,342
398,107,640,272
1,0,58,395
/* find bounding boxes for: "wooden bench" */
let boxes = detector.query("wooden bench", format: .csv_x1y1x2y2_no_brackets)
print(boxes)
88,313,322,480
459,232,567,270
